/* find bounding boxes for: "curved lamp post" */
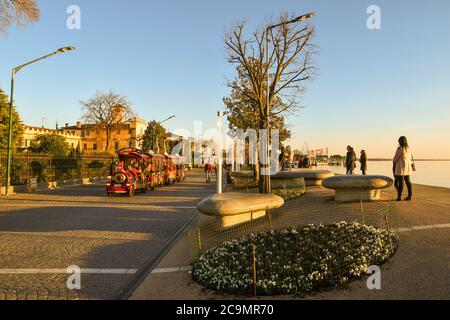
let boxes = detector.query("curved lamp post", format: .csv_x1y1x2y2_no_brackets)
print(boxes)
160,115,176,154
5,46,76,196
160,115,176,125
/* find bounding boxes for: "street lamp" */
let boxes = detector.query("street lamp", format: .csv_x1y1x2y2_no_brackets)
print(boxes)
151,115,175,153
5,46,76,196
159,115,176,125
263,13,315,194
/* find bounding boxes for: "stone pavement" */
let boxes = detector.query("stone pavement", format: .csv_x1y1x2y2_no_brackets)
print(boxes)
131,184,450,300
0,169,215,300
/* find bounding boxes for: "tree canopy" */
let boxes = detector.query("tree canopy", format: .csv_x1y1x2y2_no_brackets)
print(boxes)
80,90,135,151
142,120,168,154
0,0,40,36
0,88,23,154
225,13,316,124
30,133,70,156
224,64,292,144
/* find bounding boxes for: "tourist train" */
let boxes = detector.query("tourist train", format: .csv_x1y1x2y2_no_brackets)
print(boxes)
106,148,187,197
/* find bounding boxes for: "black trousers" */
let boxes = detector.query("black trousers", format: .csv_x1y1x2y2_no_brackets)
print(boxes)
395,175,412,199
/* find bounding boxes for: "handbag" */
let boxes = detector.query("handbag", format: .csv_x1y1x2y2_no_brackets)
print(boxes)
411,154,417,172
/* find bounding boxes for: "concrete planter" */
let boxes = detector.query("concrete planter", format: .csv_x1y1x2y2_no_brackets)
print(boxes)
271,173,306,192
230,171,257,189
0,186,15,195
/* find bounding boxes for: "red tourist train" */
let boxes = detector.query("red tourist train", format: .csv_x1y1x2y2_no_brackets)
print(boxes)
106,148,187,197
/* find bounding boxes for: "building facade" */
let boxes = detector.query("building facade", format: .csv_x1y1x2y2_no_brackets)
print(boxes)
21,117,148,155
21,126,82,150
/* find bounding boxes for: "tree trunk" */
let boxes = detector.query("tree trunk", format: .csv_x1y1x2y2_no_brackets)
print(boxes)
258,118,266,193
155,139,160,154
105,127,111,151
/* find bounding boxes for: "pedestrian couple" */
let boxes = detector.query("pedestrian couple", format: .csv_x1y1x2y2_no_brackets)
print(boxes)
346,136,414,201
345,146,367,175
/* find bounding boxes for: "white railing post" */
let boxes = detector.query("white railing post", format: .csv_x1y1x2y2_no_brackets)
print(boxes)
217,111,223,194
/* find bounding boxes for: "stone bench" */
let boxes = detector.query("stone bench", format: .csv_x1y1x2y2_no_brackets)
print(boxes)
230,171,257,189
291,169,335,186
271,171,306,194
197,193,284,228
322,175,394,202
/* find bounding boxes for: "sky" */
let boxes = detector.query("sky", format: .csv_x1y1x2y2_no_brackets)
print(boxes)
0,0,449,158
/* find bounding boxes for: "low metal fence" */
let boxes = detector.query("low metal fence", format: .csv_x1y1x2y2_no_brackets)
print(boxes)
0,153,114,188
189,187,398,295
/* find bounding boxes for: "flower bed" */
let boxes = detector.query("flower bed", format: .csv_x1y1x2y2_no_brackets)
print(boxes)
192,222,398,295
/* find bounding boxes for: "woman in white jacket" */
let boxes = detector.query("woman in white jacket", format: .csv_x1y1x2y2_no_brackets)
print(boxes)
393,136,413,201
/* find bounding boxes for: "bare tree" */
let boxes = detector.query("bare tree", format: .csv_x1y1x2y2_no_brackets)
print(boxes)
0,0,40,36
225,12,316,192
80,90,135,152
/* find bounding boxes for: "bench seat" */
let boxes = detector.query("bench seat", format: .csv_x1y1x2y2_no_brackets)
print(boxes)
197,193,284,227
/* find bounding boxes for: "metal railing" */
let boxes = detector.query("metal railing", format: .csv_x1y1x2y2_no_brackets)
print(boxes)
0,153,114,188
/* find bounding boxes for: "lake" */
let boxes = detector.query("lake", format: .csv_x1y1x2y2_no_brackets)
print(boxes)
321,161,450,189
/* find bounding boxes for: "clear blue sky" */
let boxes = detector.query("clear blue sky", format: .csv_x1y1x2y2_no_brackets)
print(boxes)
1,0,449,158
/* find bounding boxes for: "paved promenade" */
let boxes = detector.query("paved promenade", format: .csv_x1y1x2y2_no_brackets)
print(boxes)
131,183,450,300
1,171,448,300
0,169,215,300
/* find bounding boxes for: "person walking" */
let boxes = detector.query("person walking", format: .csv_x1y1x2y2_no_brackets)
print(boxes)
204,162,213,183
393,136,413,201
345,146,356,175
360,150,368,175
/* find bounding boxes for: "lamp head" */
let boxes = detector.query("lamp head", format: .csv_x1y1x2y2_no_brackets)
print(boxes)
293,13,315,22
57,46,76,53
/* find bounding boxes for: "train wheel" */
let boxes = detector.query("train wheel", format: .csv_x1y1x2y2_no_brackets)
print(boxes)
129,186,135,197
107,193,112,197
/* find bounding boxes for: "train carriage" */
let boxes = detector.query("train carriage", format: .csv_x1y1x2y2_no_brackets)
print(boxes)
107,148,165,196
106,148,188,197
107,149,146,196
172,154,187,182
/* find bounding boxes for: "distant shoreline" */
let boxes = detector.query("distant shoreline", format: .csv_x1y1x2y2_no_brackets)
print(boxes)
368,159,450,162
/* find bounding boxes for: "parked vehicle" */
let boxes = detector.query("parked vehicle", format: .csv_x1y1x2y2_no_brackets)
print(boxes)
107,148,166,197
143,152,166,189
164,155,178,185
106,148,190,197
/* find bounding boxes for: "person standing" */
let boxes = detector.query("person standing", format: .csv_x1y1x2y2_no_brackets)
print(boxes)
393,136,413,201
298,155,304,168
303,155,310,168
360,150,368,175
346,146,356,175
279,147,285,171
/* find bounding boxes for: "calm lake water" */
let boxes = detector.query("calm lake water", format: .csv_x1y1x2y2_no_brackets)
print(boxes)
321,161,450,189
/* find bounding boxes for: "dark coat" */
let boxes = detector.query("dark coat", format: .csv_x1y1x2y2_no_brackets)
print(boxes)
360,154,368,171
346,150,356,170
